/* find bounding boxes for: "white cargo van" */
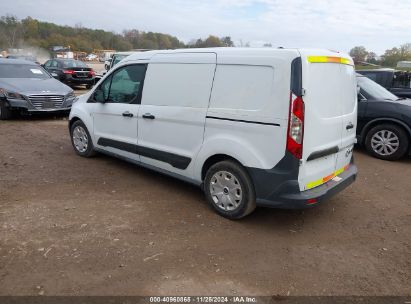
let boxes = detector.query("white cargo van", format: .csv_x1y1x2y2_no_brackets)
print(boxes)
69,48,358,219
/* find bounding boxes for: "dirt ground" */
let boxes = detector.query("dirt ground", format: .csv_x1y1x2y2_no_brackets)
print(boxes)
0,117,410,296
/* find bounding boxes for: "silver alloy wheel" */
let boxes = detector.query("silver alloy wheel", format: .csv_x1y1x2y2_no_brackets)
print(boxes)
72,126,89,153
209,170,243,211
371,130,400,156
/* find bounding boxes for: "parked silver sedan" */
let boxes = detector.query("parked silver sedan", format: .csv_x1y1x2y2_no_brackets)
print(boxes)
0,59,76,120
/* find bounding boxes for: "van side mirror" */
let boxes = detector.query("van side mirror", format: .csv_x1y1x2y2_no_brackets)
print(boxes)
357,93,367,102
93,89,106,103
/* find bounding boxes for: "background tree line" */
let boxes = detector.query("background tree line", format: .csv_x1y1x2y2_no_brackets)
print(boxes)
0,15,234,54
1,14,409,67
350,44,411,67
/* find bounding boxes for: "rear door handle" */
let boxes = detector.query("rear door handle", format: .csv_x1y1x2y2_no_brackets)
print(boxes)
122,111,133,118
142,113,155,119
346,123,354,130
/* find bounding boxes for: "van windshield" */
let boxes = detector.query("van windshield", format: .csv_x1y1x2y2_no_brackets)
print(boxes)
112,55,128,67
357,76,398,101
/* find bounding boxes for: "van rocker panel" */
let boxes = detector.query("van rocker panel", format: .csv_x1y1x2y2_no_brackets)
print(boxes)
247,152,357,209
97,137,191,170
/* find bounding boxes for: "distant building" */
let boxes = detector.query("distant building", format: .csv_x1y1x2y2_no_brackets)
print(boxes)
397,61,411,68
51,46,73,59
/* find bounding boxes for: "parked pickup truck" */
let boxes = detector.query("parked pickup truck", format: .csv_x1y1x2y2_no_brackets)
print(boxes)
357,68,411,98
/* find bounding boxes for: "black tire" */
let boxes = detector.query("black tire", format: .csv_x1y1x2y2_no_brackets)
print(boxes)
0,101,13,120
204,160,256,219
365,123,409,161
70,120,96,157
86,84,93,90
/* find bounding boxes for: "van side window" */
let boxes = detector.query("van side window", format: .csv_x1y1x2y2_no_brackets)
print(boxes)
105,64,147,104
92,74,112,103
101,74,112,101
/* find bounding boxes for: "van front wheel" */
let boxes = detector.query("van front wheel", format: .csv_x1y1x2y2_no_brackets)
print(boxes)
70,120,96,157
204,160,256,219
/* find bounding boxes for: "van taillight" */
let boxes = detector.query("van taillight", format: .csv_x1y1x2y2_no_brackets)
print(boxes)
287,93,305,159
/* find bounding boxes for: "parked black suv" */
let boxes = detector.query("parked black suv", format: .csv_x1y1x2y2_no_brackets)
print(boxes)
42,59,95,89
357,69,411,98
357,74,411,160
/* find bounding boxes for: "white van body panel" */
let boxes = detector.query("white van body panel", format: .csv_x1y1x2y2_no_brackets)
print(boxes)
193,122,288,181
93,102,140,162
192,49,300,181
138,53,216,178
69,47,358,210
149,52,216,64
298,49,357,191
69,91,94,134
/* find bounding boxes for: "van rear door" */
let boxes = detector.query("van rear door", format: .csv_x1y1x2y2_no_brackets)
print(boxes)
298,50,357,191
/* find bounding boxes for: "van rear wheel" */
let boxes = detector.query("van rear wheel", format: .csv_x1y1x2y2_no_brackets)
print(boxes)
365,124,409,161
204,160,256,219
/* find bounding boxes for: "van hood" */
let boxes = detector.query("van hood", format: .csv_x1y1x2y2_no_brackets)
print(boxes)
0,78,72,96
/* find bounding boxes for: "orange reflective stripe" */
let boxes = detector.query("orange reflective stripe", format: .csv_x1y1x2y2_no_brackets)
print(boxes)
306,164,351,190
307,56,354,66
322,173,335,183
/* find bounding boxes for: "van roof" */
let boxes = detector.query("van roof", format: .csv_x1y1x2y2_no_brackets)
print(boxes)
114,51,137,55
124,47,349,62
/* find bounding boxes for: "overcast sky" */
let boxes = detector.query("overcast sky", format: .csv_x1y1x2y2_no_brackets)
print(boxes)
2,0,411,54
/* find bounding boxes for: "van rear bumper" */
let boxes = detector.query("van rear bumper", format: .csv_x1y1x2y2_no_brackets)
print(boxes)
247,153,357,209
257,164,357,209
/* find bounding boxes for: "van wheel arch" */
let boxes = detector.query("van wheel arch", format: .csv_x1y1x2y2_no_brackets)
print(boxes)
203,158,257,219
69,117,82,130
201,154,244,181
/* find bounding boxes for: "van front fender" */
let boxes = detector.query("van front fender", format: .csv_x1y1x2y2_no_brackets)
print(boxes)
69,106,94,137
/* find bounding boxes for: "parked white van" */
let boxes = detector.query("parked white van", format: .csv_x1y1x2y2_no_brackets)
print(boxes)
69,48,358,219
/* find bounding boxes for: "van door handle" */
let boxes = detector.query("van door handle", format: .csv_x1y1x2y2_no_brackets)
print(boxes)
142,113,155,119
346,123,354,130
122,111,133,117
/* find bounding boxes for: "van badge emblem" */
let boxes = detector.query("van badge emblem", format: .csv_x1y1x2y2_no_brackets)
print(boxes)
345,147,353,157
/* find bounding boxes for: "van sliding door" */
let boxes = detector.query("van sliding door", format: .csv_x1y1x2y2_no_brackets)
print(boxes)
137,53,217,178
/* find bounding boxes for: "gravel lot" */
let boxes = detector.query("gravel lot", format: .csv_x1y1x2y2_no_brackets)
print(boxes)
0,116,410,296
